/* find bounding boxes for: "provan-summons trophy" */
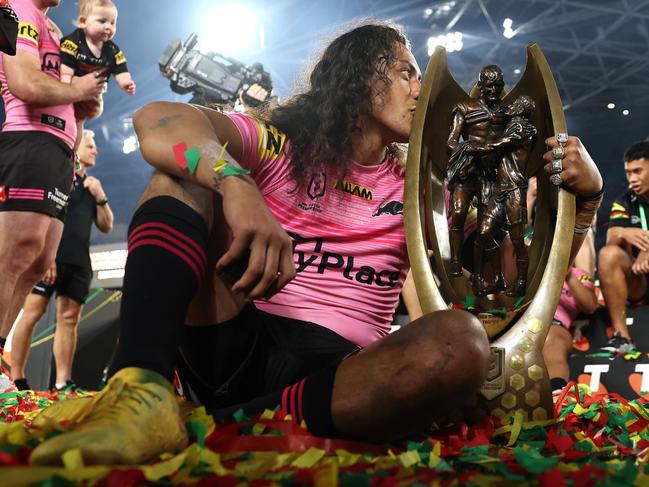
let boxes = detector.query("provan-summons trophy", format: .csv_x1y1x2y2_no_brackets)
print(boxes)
404,44,575,421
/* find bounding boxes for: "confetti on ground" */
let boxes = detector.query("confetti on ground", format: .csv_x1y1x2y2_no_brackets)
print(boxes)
2,383,649,486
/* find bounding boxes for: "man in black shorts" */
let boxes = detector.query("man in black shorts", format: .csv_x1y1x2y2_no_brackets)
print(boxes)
598,141,649,353
10,130,113,391
0,0,105,370
30,22,603,466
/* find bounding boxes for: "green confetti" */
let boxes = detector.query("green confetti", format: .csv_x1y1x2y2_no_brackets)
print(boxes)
185,419,207,447
184,147,200,175
223,166,251,177
513,445,559,474
232,408,251,423
33,475,76,487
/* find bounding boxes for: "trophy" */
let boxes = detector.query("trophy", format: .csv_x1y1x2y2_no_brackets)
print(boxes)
404,44,575,421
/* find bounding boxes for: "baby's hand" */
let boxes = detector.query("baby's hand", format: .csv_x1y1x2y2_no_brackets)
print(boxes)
116,72,136,95
123,80,136,95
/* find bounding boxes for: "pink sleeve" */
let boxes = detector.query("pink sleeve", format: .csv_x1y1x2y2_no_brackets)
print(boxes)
226,112,292,194
13,2,41,56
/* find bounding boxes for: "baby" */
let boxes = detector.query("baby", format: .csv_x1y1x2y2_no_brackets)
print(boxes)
60,0,135,114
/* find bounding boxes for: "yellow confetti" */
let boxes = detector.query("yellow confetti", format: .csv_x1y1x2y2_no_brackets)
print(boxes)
291,447,326,468
62,448,83,470
506,410,525,446
398,450,421,467
212,142,229,173
428,450,441,469
198,449,229,475
252,422,266,435
314,461,338,487
334,449,360,467
142,451,187,481
432,440,441,457
212,159,227,173
260,408,276,420
573,404,587,416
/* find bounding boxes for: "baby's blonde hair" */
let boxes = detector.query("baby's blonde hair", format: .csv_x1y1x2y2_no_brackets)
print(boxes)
77,0,117,21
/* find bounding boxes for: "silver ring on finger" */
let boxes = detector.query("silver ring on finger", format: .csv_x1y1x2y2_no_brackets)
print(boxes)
552,146,564,159
551,158,563,174
556,133,569,145
550,172,562,186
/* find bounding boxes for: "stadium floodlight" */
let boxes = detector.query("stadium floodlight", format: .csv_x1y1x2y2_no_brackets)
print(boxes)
427,31,463,55
201,5,262,56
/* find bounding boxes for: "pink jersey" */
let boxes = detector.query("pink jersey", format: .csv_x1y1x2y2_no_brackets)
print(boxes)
0,0,76,147
228,113,408,346
554,267,594,329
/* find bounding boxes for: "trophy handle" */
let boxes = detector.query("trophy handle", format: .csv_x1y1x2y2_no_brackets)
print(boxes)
404,44,576,421
405,48,446,312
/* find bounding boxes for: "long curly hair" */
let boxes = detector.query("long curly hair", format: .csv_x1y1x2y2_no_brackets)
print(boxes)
261,21,409,186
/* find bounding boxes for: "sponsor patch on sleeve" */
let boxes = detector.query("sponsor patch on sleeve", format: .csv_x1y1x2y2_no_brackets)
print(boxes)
17,22,39,46
114,50,126,65
61,39,78,57
255,120,286,160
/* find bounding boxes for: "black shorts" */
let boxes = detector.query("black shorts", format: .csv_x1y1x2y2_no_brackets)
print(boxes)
177,306,360,409
32,262,93,304
0,131,74,222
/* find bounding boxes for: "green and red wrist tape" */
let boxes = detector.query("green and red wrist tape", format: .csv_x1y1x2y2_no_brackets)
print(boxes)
172,141,250,177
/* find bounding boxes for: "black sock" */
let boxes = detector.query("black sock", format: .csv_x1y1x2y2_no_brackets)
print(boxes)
211,362,340,438
551,377,568,391
108,196,208,382
14,378,30,391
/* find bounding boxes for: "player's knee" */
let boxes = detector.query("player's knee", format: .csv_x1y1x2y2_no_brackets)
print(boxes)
542,335,561,361
415,310,490,392
58,309,80,326
24,299,48,318
598,244,628,274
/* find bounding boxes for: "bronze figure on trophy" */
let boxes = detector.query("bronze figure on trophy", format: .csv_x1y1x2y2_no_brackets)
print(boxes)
405,43,578,421
446,65,536,298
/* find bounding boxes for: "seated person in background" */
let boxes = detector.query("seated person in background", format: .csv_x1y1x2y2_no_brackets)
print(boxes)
540,213,598,396
598,141,649,353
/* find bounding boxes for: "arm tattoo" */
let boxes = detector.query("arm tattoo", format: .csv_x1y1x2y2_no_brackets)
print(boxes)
151,114,182,130
212,172,224,192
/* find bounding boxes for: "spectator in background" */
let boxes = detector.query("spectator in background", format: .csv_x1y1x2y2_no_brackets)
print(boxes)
0,0,105,377
9,130,113,391
598,141,649,353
